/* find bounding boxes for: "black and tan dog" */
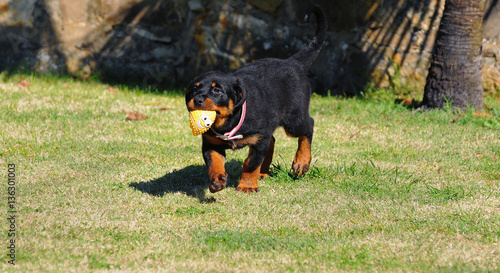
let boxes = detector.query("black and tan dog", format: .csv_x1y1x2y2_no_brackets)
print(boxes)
186,4,327,193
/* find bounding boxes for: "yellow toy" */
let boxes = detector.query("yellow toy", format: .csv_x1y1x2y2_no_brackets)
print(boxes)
189,110,217,136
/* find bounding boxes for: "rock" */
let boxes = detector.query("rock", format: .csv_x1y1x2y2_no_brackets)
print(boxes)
138,52,153,62
134,27,172,43
151,47,175,60
392,53,403,67
483,1,500,40
0,0,499,95
246,0,283,14
188,0,205,12
34,47,63,73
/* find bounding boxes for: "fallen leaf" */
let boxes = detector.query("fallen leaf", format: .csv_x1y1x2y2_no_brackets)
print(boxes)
452,114,462,123
124,111,148,121
395,98,413,106
18,79,31,90
20,81,31,87
473,111,492,118
402,98,412,105
153,105,170,111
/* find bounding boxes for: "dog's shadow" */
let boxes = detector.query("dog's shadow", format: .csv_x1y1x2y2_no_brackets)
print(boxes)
129,160,242,202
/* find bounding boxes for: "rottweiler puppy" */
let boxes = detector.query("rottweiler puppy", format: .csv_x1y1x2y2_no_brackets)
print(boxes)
185,4,327,193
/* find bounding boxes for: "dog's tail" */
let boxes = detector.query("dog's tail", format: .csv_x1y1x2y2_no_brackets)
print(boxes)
290,4,327,68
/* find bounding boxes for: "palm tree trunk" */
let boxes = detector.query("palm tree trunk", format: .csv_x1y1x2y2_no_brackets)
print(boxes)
422,0,486,110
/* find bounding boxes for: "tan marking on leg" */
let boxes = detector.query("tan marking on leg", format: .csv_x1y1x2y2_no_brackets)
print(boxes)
259,138,275,178
207,150,227,193
236,150,261,193
292,136,311,176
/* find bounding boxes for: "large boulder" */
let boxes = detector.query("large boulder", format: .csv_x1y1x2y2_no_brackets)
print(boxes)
0,0,498,94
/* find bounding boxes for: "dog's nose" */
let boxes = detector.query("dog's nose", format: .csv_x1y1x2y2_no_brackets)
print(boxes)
194,95,205,106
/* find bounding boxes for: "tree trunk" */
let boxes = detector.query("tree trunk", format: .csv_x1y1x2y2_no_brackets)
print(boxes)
422,0,486,110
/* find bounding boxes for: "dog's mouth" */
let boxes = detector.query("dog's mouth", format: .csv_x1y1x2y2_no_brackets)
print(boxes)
187,98,235,128
187,105,221,116
187,99,223,116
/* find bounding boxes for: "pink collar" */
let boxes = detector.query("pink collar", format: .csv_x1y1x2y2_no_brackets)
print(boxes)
215,101,247,141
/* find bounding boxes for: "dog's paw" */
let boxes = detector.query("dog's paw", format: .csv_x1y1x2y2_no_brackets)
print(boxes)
236,173,259,193
209,173,227,193
292,160,310,176
236,186,259,193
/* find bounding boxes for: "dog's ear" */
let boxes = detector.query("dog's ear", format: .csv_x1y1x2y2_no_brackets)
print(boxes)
185,80,198,97
233,79,246,109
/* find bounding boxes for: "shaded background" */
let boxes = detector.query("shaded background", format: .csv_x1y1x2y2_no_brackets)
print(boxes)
0,0,499,95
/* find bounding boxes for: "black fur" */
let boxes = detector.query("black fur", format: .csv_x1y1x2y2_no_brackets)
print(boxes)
185,4,327,193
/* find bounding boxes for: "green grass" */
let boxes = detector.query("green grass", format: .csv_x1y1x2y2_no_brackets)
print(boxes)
1,72,499,272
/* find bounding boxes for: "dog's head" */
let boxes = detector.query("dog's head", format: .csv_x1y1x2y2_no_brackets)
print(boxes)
185,71,245,127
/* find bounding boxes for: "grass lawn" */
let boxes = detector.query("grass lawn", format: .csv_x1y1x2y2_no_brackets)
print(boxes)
0,72,499,272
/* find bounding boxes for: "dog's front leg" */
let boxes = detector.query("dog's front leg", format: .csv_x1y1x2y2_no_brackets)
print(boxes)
202,140,227,193
237,141,270,193
259,136,275,178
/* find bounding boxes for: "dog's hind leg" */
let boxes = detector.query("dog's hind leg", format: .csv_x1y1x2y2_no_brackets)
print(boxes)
292,135,312,176
285,117,314,176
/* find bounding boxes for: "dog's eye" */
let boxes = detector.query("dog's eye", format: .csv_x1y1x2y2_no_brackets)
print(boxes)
212,87,222,94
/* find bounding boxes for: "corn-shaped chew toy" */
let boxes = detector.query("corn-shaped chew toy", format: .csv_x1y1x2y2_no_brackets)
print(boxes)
189,110,217,136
